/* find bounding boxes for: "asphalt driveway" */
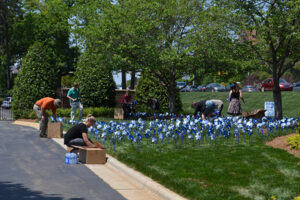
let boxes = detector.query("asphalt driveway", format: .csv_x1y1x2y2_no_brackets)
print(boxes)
0,121,125,200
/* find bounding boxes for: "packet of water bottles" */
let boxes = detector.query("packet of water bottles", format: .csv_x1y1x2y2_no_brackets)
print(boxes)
65,153,79,165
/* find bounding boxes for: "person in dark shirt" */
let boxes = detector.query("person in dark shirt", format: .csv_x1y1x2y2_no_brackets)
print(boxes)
147,98,160,114
64,114,96,147
121,90,132,118
191,99,223,120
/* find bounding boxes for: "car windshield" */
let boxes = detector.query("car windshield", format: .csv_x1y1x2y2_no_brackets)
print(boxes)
279,79,287,83
4,97,11,101
207,83,220,87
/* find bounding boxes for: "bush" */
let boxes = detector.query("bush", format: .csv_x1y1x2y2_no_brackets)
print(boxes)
12,42,59,119
287,134,300,150
26,107,114,119
135,71,182,113
75,49,116,108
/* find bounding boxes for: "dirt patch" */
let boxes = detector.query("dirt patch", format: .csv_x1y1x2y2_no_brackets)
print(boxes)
266,133,300,159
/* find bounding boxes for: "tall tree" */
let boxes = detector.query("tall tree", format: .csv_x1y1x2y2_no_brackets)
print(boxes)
224,0,300,119
0,0,23,90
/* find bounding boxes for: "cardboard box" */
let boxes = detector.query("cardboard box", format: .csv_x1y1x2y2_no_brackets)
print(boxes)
114,107,124,120
47,122,63,138
73,144,106,164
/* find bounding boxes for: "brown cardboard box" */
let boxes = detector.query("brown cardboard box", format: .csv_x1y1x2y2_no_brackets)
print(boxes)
73,145,106,164
47,122,63,138
114,107,124,120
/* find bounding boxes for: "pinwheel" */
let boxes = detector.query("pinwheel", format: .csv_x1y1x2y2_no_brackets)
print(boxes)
152,137,157,151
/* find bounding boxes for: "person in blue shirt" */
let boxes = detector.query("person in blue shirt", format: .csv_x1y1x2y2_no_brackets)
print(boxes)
67,82,83,122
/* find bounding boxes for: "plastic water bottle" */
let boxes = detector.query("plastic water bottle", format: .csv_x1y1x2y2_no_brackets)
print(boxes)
65,153,70,164
71,153,77,164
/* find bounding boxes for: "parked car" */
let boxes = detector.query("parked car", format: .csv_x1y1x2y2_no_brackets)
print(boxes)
1,97,13,109
180,85,191,92
242,85,258,92
261,78,293,91
204,83,225,92
176,81,186,89
293,82,300,91
189,85,198,92
225,85,231,91
197,85,206,92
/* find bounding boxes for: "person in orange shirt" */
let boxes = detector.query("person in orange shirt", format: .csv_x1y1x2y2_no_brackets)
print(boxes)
33,97,61,137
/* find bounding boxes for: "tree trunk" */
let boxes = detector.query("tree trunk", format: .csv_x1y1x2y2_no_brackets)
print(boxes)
129,70,135,89
4,0,11,90
169,91,176,113
272,70,283,119
121,68,126,89
168,80,176,113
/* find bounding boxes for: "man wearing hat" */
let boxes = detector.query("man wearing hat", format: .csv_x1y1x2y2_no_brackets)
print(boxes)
33,97,61,137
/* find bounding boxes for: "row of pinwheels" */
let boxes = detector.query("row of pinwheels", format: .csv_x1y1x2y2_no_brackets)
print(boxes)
57,115,299,152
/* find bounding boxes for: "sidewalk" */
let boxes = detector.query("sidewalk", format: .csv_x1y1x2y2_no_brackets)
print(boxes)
13,120,187,200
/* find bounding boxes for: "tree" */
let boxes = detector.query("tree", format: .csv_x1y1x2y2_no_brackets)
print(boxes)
224,0,300,118
12,42,59,118
135,71,182,113
0,0,23,90
75,49,116,108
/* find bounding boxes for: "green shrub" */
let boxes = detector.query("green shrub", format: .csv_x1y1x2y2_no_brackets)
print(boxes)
12,41,59,119
75,49,116,107
135,71,182,113
287,134,300,150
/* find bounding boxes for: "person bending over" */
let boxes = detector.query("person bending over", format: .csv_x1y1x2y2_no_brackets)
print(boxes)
33,97,61,138
191,99,223,120
64,114,96,148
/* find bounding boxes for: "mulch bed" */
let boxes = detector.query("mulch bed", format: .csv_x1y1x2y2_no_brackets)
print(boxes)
16,119,37,122
266,133,300,159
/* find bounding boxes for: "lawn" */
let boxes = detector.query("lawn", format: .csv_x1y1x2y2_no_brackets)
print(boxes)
104,129,300,200
181,91,300,117
61,91,300,200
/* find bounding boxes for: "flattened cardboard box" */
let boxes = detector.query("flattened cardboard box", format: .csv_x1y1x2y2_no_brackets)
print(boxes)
47,122,63,138
73,145,106,164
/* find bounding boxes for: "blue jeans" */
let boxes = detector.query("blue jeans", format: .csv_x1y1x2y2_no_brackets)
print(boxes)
66,138,93,147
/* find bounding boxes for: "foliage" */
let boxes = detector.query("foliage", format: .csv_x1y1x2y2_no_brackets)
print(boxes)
12,41,59,119
222,0,300,119
75,49,116,108
56,107,114,118
287,134,300,150
135,71,182,113
20,107,114,119
71,0,255,113
61,74,74,88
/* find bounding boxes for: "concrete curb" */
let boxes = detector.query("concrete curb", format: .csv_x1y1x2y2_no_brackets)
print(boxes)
107,156,187,200
13,120,187,200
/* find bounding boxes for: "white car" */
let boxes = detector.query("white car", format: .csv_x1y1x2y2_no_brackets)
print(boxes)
1,97,13,109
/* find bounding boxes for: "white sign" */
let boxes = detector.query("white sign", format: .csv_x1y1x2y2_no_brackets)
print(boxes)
264,101,275,117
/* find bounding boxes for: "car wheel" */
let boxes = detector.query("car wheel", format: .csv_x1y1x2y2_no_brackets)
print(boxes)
212,89,215,92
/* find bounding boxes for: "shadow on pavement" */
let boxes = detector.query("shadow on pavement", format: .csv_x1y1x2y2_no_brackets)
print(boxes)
0,181,84,200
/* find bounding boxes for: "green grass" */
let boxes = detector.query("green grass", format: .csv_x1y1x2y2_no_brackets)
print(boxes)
103,130,300,200
60,92,300,200
181,91,300,117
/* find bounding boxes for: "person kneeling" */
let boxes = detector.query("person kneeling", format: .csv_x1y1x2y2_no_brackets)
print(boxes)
64,114,96,148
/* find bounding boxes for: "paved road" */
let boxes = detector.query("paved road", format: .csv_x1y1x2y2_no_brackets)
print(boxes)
0,121,125,200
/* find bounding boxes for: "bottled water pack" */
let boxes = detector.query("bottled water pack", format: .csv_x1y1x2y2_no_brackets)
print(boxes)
65,153,78,165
